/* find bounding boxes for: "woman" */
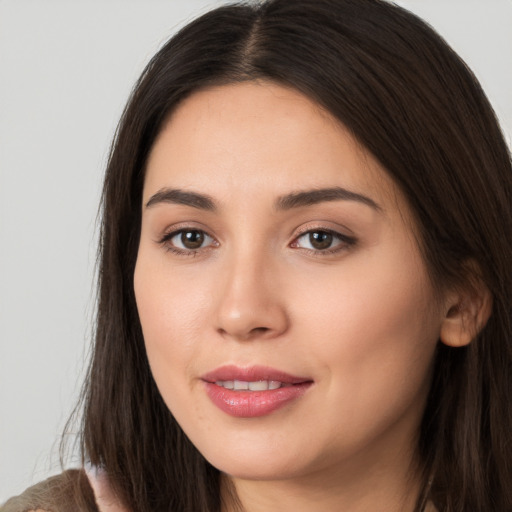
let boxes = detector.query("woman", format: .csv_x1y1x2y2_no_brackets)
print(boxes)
3,0,511,510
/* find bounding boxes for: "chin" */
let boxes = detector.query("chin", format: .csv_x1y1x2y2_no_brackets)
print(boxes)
209,455,306,482
192,429,321,482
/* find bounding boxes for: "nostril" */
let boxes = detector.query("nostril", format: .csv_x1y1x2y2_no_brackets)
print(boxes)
217,325,274,341
251,327,270,334
245,327,275,340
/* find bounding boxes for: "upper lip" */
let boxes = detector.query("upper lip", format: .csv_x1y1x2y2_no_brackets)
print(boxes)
201,365,312,384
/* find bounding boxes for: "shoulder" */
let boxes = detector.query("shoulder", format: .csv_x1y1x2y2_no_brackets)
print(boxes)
1,469,98,512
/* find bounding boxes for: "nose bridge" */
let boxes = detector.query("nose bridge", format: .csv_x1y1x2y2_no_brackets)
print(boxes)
215,241,288,341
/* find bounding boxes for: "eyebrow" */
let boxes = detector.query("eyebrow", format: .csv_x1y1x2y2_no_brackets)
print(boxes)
145,186,381,213
275,187,382,212
145,188,216,210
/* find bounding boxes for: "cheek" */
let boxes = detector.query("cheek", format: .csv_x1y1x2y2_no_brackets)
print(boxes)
289,242,440,422
134,258,215,431
297,245,436,333
133,251,212,395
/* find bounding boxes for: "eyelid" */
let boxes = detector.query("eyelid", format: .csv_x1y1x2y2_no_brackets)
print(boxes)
292,221,355,238
157,221,215,241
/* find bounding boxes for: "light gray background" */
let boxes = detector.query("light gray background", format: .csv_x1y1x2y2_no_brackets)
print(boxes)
1,0,511,503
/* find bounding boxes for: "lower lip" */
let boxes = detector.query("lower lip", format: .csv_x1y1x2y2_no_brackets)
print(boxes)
203,382,312,418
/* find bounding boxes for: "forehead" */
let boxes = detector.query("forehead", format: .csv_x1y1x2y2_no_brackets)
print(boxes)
144,81,398,210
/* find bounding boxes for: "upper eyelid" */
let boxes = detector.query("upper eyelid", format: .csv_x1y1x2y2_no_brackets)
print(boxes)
292,228,356,246
296,227,340,238
165,228,214,240
295,227,355,240
292,220,354,237
158,222,215,240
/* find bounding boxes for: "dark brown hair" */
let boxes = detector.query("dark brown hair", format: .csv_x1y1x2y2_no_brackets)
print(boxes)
72,1,512,510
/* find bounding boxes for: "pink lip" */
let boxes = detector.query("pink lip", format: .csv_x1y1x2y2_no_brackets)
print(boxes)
202,365,310,384
201,365,313,418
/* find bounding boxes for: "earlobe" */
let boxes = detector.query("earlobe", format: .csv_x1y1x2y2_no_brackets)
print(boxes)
439,277,493,348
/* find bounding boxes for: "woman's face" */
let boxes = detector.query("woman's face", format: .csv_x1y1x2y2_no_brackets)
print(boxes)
134,82,444,483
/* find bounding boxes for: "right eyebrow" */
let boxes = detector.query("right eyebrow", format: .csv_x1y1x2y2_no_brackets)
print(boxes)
145,188,216,211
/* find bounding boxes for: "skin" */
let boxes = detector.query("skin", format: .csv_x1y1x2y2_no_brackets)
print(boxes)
134,81,450,511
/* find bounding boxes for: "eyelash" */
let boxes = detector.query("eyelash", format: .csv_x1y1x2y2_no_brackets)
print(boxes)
157,226,357,257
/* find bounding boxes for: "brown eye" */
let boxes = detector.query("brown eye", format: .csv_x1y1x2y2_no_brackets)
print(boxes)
293,229,355,254
180,230,205,249
166,229,215,251
309,231,333,250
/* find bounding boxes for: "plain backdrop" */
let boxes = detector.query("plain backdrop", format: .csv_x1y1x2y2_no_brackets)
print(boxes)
1,0,511,503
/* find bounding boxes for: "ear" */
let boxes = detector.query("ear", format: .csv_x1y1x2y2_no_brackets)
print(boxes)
440,268,493,348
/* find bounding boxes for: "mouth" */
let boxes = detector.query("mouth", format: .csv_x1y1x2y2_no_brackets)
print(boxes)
201,365,313,418
213,379,293,391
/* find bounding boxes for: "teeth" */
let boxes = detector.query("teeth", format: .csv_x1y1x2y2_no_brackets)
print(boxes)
215,380,284,391
249,381,268,391
234,380,249,390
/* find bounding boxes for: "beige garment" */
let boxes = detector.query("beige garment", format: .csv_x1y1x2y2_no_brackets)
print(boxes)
0,469,97,512
0,469,130,512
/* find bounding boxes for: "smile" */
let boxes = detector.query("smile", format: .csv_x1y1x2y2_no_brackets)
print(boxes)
215,380,290,391
202,365,313,417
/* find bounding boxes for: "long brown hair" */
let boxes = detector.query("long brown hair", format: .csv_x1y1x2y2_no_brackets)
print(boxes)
72,1,512,510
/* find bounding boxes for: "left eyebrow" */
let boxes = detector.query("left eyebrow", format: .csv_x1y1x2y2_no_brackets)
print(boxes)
275,187,382,212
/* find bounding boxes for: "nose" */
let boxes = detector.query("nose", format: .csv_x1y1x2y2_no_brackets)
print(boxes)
214,250,289,341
